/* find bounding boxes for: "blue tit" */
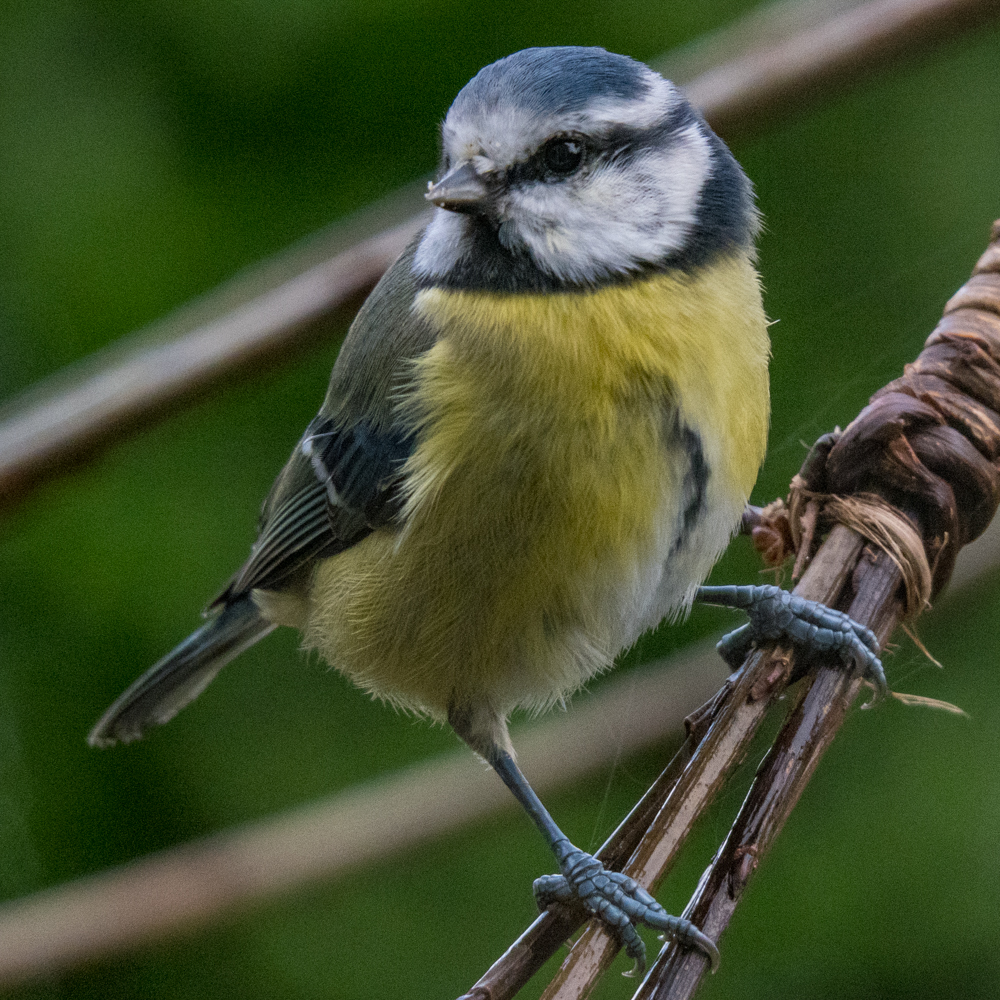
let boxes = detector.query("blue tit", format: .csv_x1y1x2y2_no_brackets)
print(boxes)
90,46,885,972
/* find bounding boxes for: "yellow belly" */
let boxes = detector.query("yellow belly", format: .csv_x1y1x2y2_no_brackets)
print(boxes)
301,253,770,720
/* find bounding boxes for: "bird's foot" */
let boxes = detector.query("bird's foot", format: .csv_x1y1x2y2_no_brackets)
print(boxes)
533,840,719,976
698,584,886,697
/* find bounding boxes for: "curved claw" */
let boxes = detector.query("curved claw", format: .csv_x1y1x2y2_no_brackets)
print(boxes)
652,917,720,971
535,842,718,976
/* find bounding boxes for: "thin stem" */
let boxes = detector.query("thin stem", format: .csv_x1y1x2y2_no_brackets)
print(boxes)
634,546,903,1000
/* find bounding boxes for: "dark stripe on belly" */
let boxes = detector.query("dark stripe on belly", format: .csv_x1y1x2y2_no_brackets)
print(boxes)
679,424,709,534
662,410,710,555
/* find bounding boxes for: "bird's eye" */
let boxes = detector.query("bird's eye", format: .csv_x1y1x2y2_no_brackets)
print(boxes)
543,138,583,175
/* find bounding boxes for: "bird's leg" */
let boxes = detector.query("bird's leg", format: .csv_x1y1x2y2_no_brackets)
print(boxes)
697,584,887,695
481,741,720,976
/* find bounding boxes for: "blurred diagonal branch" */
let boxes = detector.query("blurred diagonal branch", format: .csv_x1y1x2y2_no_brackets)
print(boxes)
0,210,428,513
0,648,728,987
666,0,999,137
1,0,997,514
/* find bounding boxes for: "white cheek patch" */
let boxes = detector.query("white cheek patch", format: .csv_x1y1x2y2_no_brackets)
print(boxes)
424,70,711,285
506,121,713,283
413,209,472,280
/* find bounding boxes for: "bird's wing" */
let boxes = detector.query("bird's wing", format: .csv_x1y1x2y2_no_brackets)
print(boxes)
213,234,436,606
216,418,416,602
220,466,351,601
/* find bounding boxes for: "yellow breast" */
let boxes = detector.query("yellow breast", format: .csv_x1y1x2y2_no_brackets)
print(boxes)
302,253,770,720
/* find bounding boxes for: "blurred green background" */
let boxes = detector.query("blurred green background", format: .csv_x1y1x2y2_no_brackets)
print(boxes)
2,2,1000,998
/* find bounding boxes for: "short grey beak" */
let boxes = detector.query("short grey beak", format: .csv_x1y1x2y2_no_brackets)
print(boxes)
425,161,489,212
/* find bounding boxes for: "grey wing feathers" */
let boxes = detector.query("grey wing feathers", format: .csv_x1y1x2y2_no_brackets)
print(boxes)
213,411,416,607
213,464,367,608
216,232,436,606
231,480,335,594
90,414,415,748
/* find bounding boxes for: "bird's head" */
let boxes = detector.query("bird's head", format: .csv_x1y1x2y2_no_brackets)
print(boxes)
415,46,758,292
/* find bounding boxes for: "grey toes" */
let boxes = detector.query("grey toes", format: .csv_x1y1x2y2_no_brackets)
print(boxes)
698,584,887,697
534,841,719,976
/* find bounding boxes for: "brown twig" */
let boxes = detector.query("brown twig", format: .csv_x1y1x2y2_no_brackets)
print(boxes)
635,546,903,1000
1,0,997,513
790,499,819,580
455,685,728,1000
631,218,1000,1000
529,530,862,1000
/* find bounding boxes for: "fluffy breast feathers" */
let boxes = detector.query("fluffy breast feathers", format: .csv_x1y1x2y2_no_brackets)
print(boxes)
299,252,769,722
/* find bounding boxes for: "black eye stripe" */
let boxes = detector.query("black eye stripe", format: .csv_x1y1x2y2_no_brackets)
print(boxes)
504,134,592,187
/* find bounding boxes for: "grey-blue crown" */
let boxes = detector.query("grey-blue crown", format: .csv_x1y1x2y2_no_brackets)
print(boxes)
449,47,651,119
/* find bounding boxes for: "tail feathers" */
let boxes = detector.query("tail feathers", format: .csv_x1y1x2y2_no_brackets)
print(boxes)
88,596,275,748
